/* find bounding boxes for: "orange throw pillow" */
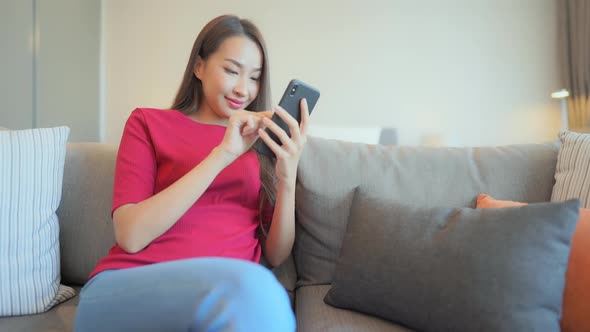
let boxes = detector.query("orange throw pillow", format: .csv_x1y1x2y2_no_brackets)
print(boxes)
476,194,590,332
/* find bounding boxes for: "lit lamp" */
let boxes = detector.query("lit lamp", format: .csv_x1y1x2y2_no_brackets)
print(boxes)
551,89,570,131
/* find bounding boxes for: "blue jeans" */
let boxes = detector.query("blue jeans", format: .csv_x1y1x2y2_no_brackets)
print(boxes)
73,257,295,332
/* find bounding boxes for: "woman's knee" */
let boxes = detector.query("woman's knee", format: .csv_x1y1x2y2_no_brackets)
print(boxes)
192,259,295,331
236,262,286,298
233,262,294,327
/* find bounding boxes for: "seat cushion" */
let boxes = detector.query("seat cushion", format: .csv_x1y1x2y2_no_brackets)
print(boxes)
296,285,413,332
0,286,80,332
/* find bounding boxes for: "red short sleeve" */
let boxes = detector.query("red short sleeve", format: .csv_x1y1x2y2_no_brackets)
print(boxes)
111,109,157,216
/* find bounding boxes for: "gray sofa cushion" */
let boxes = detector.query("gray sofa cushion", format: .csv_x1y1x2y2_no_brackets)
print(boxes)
296,285,413,332
58,143,118,285
324,188,580,332
0,287,80,332
294,137,560,286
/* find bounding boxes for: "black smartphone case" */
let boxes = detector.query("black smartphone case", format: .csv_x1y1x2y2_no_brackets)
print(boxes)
255,79,320,157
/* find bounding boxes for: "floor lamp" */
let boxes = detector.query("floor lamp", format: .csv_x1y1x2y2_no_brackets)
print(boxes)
551,89,570,131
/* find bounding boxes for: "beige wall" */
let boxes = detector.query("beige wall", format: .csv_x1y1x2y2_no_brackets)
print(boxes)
36,0,101,141
103,0,562,146
1,0,35,130
0,0,100,141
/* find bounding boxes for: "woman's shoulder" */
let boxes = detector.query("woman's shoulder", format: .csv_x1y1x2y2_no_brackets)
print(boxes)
125,107,186,126
129,107,177,119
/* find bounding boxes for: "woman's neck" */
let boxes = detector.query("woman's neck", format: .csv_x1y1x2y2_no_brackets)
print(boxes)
190,106,228,127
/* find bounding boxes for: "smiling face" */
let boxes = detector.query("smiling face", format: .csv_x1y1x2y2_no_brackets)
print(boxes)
193,35,263,125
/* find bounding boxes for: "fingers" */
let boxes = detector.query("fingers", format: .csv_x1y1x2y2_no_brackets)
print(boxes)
259,110,274,119
237,111,273,136
241,115,258,136
257,128,287,158
277,106,303,142
300,98,310,136
241,109,274,119
236,105,309,148
262,116,296,153
268,106,303,142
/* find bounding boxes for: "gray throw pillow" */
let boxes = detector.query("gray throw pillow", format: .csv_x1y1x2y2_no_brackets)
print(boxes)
324,188,580,332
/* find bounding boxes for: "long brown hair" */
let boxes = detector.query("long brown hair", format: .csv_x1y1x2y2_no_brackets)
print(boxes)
171,15,276,238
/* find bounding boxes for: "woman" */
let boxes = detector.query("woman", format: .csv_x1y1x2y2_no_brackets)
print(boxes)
74,14,307,332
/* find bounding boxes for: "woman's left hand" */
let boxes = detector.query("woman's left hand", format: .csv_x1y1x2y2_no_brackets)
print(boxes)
258,98,310,185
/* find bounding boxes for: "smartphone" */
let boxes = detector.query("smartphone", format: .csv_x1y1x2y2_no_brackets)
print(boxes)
255,79,320,157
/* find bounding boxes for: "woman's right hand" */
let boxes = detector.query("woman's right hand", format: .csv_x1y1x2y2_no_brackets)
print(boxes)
217,110,274,159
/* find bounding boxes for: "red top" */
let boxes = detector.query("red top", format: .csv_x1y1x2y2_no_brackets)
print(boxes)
88,108,272,280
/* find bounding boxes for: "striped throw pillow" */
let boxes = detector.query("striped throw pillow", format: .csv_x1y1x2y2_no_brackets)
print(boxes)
0,127,76,316
552,131,590,208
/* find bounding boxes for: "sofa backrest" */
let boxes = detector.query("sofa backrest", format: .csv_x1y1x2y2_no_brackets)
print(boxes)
294,136,560,287
58,138,561,289
57,143,118,285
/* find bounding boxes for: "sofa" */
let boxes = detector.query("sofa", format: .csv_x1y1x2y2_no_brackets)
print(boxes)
0,135,565,332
